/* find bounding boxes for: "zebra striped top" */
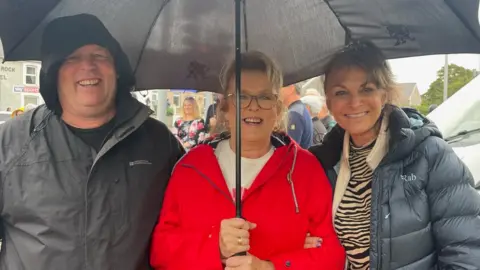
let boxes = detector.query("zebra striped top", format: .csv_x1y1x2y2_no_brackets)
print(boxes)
334,140,375,270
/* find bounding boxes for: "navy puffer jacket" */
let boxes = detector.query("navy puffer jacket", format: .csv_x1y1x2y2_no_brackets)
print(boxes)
310,105,480,270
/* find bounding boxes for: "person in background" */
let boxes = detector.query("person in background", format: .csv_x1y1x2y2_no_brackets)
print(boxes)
303,88,336,132
309,40,480,269
24,103,37,112
0,14,185,270
6,107,12,112
174,96,207,150
304,88,321,97
318,105,336,132
205,93,223,133
279,84,313,148
10,107,24,118
150,51,345,270
301,95,328,145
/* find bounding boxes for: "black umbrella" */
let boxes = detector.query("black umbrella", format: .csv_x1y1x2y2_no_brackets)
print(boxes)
2,0,480,92
2,0,480,219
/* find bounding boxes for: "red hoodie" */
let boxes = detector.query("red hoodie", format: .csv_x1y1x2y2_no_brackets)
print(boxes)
150,133,345,269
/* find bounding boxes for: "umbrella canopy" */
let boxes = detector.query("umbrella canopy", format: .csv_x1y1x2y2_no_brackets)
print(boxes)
1,0,480,93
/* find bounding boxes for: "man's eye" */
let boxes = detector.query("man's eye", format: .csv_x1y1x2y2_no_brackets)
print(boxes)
66,56,80,62
239,94,249,100
94,54,109,60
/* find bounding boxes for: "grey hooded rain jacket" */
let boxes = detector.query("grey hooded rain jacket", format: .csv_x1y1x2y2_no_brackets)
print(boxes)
0,101,184,270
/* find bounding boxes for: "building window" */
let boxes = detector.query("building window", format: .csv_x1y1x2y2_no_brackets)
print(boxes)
24,64,40,86
22,94,39,107
173,94,180,107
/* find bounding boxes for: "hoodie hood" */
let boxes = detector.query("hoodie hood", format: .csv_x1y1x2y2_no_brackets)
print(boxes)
40,14,135,113
184,131,302,213
310,105,443,168
383,105,442,163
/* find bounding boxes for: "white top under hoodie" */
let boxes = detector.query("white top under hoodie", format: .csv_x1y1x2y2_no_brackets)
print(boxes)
215,140,274,201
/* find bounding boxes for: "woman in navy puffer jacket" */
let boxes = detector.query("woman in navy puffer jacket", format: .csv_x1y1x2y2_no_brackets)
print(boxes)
309,41,480,270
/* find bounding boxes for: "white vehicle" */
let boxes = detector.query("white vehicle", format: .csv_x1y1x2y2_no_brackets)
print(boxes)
0,111,11,125
427,76,480,190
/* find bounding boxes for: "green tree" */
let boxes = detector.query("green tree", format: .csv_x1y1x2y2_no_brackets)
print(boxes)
417,64,475,114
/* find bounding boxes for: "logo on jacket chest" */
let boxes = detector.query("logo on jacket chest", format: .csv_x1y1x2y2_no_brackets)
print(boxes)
129,160,152,166
401,173,417,182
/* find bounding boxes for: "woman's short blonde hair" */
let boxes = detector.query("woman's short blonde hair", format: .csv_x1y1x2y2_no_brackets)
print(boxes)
180,96,201,119
324,40,400,105
215,51,286,133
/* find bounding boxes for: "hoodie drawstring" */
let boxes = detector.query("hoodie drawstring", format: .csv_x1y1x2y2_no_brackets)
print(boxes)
287,145,300,214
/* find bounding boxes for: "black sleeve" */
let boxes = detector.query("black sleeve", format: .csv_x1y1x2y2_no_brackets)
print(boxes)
425,137,480,269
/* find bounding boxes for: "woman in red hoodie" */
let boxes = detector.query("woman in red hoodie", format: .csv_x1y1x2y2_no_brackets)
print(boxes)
150,51,345,270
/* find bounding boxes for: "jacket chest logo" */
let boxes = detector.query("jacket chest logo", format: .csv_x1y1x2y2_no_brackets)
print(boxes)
401,173,417,182
129,160,152,166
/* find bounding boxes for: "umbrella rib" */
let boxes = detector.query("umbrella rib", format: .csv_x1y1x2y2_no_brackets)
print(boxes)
133,0,172,74
3,0,63,61
323,0,352,45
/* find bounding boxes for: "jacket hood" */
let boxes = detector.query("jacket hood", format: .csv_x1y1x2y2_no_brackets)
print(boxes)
40,14,135,114
179,131,302,212
384,105,442,163
311,105,443,168
183,131,300,184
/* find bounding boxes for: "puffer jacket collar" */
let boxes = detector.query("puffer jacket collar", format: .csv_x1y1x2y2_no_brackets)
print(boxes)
382,106,442,164
311,105,442,169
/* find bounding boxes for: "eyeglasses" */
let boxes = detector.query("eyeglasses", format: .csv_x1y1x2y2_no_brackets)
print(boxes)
227,93,278,110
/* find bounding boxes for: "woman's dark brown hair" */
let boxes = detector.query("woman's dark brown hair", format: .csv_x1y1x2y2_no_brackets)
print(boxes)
324,40,399,104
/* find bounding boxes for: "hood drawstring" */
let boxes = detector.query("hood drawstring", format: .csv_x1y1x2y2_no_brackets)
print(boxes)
287,145,300,214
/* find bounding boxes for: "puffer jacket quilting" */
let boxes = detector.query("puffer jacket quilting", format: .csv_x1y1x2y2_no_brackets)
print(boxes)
310,106,480,270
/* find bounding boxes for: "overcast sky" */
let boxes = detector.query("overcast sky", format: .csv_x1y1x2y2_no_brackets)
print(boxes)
389,54,480,94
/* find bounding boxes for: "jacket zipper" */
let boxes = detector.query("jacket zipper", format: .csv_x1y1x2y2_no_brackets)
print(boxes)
181,164,235,205
286,145,300,213
375,170,382,270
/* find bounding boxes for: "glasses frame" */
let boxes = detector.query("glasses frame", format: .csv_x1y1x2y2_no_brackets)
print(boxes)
227,93,278,110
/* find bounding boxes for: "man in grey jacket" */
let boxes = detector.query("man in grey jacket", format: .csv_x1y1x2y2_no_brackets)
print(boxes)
0,14,184,270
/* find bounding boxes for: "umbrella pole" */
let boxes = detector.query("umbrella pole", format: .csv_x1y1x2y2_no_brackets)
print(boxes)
234,0,247,257
234,0,243,219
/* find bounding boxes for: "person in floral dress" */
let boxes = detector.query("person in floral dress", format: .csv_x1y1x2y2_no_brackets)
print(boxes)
174,96,207,150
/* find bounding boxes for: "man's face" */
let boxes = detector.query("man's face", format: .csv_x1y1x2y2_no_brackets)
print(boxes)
279,85,295,104
58,44,117,117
